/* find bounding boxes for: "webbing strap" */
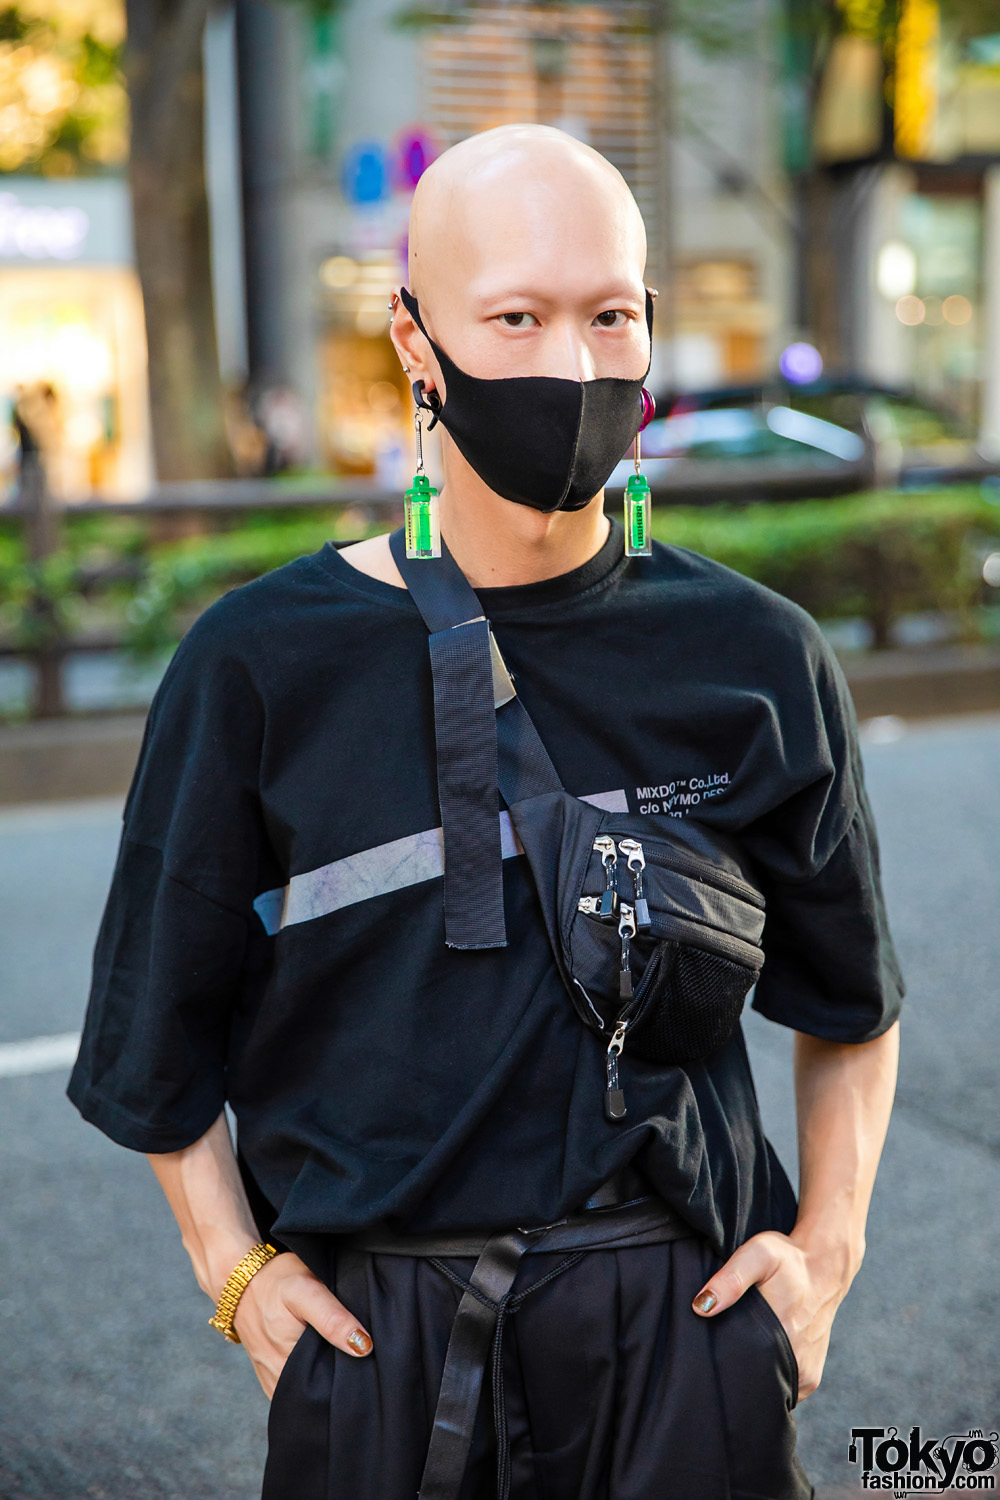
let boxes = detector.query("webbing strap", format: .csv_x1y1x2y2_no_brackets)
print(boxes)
389,528,561,949
495,697,561,806
428,618,506,948
402,1194,695,1500
416,1229,531,1500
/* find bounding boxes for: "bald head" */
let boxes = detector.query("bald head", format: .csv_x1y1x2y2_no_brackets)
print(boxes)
393,125,650,388
410,126,645,301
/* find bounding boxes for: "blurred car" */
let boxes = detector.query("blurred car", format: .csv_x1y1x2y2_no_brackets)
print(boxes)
605,379,1000,505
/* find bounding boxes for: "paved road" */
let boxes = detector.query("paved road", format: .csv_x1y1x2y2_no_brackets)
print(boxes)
1,715,998,1500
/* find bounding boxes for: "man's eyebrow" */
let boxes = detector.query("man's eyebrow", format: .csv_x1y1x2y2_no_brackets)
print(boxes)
473,285,646,309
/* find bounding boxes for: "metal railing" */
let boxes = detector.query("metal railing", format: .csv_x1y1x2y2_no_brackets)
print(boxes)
3,472,401,717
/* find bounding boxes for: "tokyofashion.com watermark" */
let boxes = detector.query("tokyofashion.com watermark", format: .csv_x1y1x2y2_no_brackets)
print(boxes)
848,1426,998,1492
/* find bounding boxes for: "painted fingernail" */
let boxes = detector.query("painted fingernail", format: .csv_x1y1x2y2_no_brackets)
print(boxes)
693,1290,718,1313
347,1328,373,1356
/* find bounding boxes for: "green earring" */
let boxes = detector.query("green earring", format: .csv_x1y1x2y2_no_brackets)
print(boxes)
624,389,653,557
404,404,440,559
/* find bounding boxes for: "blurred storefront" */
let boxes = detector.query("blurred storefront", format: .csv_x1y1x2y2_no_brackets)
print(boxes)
786,0,1000,440
0,176,151,499
316,249,411,484
864,166,984,428
0,0,151,499
670,258,775,391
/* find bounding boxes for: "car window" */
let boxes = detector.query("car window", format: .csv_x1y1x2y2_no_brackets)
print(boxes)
641,406,861,466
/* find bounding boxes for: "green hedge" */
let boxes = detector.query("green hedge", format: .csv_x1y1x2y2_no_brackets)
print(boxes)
123,487,1000,652
652,488,1000,646
2,489,1000,658
0,507,367,656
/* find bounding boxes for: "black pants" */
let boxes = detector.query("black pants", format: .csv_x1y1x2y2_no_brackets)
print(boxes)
262,1233,814,1500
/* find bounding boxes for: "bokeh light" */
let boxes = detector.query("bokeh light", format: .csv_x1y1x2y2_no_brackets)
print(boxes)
877,241,917,300
895,295,925,325
779,341,823,384
320,256,358,289
942,295,972,325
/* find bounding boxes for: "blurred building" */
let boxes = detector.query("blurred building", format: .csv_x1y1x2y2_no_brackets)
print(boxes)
0,0,797,493
11,0,1000,494
232,0,792,476
784,0,1000,444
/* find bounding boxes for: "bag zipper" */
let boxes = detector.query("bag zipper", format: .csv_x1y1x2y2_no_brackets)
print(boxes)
604,902,641,1122
592,835,619,921
605,1018,629,1121
617,839,651,931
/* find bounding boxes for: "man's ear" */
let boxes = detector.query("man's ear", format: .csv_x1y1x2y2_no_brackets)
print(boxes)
389,288,442,401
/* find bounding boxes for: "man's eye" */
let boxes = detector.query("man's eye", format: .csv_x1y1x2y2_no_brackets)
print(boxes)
594,310,628,328
498,312,538,328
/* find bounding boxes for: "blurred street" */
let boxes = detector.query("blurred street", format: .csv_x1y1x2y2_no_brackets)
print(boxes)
0,712,997,1500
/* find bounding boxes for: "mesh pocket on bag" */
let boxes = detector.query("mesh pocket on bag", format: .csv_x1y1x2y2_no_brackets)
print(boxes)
627,942,758,1065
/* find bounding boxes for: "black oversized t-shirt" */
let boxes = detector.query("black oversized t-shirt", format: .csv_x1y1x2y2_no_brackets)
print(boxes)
68,517,904,1262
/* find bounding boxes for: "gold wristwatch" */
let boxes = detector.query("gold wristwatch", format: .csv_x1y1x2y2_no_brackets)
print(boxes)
209,1242,279,1344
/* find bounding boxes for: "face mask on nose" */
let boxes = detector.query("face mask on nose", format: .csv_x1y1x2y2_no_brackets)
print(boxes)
398,286,654,514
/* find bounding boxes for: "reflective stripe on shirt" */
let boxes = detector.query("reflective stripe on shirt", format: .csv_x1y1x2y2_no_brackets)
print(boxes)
253,788,629,935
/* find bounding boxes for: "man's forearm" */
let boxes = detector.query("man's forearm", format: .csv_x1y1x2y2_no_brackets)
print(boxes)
147,1111,262,1302
790,1019,900,1285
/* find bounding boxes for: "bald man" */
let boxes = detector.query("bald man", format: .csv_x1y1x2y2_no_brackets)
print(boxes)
70,126,903,1500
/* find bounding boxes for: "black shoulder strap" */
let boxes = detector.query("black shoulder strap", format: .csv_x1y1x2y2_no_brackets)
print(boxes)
388,523,483,632
388,527,562,950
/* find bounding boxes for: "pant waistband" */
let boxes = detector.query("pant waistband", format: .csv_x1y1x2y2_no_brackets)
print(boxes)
343,1192,694,1259
337,1183,698,1500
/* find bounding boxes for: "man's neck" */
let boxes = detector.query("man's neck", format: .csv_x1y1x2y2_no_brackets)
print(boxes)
437,485,609,589
338,460,610,592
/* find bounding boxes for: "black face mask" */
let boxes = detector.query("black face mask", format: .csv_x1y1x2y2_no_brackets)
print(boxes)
399,286,654,514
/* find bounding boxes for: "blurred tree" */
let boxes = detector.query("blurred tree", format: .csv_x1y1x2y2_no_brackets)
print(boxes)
125,0,232,481
0,0,128,174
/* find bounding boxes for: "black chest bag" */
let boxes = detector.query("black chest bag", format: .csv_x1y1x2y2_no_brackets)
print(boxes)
388,528,766,1122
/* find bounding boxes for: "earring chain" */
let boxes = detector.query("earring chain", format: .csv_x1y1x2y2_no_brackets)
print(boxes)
414,407,425,476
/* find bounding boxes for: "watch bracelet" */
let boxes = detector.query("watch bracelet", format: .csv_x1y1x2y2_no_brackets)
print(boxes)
208,1242,279,1344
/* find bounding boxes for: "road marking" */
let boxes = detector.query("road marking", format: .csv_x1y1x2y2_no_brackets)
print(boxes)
0,1031,81,1078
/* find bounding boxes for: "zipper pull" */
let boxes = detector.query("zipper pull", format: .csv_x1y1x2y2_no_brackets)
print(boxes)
593,836,619,922
618,839,651,931
618,902,636,1000
577,895,601,916
605,1020,629,1121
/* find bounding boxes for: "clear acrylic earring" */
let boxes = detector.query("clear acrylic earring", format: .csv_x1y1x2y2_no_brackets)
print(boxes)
624,388,654,557
404,403,440,559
